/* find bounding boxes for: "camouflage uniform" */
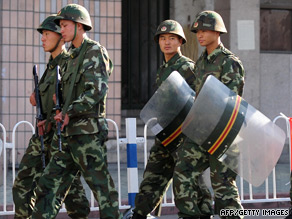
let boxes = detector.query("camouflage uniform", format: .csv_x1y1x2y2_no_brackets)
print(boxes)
12,15,89,219
175,11,245,219
31,5,121,218
132,20,213,219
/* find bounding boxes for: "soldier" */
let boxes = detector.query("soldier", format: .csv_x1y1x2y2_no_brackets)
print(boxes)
127,20,213,219
12,14,90,218
175,10,245,218
30,4,122,219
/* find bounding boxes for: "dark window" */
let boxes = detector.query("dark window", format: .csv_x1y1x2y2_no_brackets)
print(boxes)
122,0,170,109
260,8,292,52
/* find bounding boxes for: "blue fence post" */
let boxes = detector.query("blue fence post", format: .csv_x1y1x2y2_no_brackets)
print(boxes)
126,118,139,206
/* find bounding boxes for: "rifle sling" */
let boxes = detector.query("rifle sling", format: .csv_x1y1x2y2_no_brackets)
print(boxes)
62,40,88,115
37,67,52,132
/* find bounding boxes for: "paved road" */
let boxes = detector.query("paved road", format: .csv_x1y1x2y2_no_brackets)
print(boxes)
84,209,289,219
6,142,292,219
141,209,289,219
159,215,285,219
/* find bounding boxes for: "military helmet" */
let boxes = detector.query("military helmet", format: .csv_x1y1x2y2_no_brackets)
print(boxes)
154,20,186,44
54,4,92,31
37,14,61,34
191,10,227,34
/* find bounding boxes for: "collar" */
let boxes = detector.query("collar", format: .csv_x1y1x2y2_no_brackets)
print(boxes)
162,51,182,68
48,49,67,70
204,43,224,63
69,37,88,59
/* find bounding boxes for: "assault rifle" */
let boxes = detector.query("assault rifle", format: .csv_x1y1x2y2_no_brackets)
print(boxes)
55,65,62,152
33,65,46,168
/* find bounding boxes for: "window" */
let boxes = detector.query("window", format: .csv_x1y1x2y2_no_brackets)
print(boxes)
260,2,292,52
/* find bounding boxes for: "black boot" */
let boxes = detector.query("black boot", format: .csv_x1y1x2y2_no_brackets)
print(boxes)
132,212,147,219
123,208,133,219
285,208,292,219
180,217,200,219
200,216,213,219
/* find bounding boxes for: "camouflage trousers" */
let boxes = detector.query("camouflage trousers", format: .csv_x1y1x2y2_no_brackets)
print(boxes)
134,138,213,217
12,130,90,219
174,138,243,219
31,132,122,219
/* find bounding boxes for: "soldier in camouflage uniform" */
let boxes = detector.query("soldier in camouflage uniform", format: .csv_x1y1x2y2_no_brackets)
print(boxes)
12,14,90,219
129,20,213,219
174,11,245,219
30,4,122,219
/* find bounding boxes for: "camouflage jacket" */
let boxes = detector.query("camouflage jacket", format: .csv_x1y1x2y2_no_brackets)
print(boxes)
39,49,69,124
194,43,245,96
61,37,113,136
156,51,196,90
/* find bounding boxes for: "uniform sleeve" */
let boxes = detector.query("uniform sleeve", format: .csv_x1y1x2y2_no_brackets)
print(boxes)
179,61,197,91
66,44,113,117
221,57,245,96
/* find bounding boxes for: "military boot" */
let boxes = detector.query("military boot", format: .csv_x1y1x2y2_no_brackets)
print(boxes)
122,208,134,219
285,208,292,219
132,212,147,219
179,217,200,219
200,216,213,219
123,208,147,219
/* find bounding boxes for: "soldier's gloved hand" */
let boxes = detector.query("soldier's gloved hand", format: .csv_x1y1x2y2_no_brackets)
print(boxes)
30,92,36,106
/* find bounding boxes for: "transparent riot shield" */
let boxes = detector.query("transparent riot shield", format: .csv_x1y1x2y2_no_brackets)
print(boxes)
140,71,195,151
182,75,286,187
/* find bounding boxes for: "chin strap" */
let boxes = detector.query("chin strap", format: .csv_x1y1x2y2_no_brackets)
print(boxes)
72,23,77,41
49,35,62,53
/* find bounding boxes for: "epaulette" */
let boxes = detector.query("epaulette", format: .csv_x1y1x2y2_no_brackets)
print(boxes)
221,46,233,56
177,55,196,67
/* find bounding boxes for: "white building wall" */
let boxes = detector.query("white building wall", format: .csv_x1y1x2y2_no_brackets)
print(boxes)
171,0,292,121
229,0,261,110
260,54,292,118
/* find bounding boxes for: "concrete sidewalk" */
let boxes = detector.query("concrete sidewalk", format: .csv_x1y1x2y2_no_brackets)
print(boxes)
4,142,292,219
82,207,289,219
150,205,290,219
159,215,285,219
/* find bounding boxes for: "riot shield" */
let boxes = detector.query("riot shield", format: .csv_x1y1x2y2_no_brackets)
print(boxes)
140,71,195,151
182,75,286,187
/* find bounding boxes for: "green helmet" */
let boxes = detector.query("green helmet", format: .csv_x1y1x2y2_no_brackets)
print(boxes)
55,4,92,31
37,14,61,34
191,10,227,34
154,20,186,44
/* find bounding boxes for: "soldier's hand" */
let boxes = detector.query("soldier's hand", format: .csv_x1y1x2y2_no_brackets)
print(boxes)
53,94,56,105
46,122,52,133
37,120,45,136
54,112,69,130
62,114,69,130
54,112,63,122
30,92,36,106
37,120,52,134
